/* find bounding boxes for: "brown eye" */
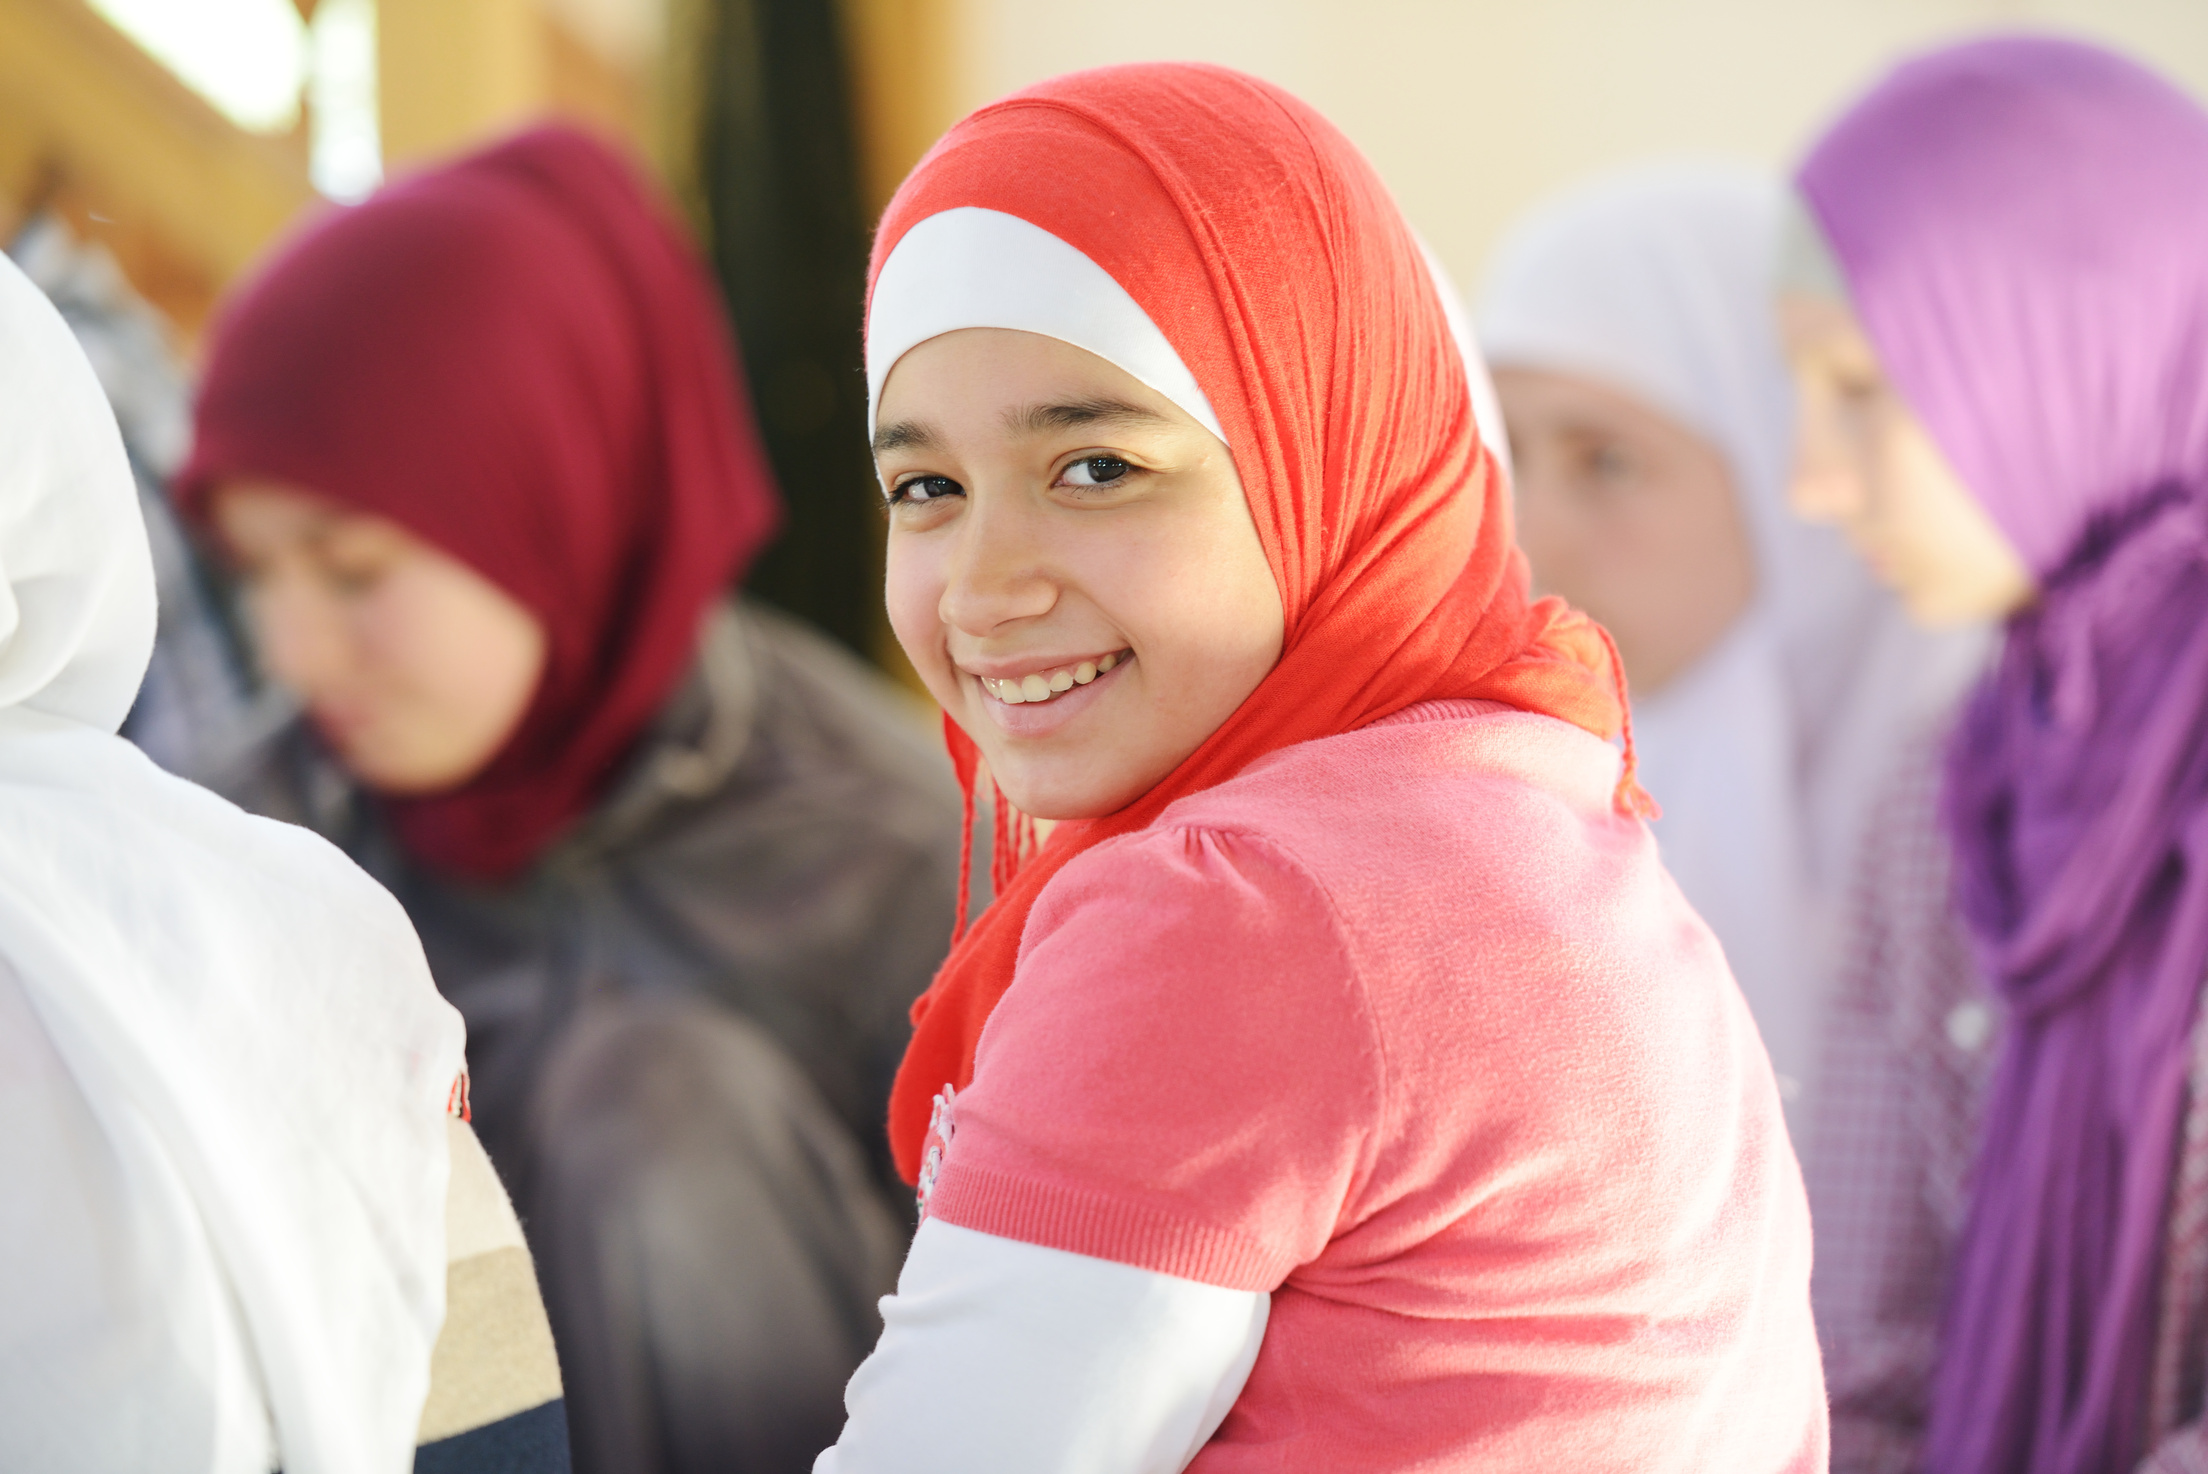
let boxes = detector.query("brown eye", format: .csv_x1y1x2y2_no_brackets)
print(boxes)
323,558,389,598
1589,445,1633,481
1062,456,1132,488
889,475,964,506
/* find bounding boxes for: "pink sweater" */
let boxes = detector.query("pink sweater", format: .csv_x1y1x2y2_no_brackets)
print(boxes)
926,700,1827,1471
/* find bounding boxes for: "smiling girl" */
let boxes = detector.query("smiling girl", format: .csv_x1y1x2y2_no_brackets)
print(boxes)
815,63,1826,1473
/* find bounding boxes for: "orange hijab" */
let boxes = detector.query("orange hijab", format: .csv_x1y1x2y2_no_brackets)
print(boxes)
873,63,1634,1182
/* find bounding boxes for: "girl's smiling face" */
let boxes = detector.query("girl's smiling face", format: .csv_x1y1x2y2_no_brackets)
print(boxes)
876,327,1284,820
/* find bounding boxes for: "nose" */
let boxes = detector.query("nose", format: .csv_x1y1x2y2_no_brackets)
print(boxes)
1786,378,1864,528
937,488,1059,639
1788,461,1860,526
251,564,351,699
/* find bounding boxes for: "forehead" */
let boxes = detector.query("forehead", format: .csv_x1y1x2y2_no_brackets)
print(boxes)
212,480,394,554
1775,293,1872,359
881,328,1137,400
1494,365,1678,439
215,480,335,529
874,328,1193,448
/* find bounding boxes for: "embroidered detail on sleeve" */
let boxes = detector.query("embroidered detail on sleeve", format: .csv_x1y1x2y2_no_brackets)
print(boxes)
916,1084,958,1218
448,1071,472,1123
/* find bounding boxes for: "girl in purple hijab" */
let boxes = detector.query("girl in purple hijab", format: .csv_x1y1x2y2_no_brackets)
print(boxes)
1786,34,2208,1474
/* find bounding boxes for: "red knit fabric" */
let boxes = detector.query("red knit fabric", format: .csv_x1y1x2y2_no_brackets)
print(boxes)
176,126,781,880
874,64,1630,1183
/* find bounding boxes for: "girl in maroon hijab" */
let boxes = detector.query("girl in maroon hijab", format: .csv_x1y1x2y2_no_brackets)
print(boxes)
173,126,965,1474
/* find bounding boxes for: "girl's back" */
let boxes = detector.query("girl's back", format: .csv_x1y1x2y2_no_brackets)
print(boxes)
941,700,1823,1470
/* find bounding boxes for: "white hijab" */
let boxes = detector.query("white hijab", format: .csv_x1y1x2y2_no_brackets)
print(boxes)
0,254,465,1472
1478,164,1988,1132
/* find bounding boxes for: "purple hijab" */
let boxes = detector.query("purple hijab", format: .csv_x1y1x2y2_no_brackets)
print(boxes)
1801,37,2208,1474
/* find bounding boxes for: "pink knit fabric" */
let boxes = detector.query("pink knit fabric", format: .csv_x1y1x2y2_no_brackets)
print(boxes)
928,701,1826,1471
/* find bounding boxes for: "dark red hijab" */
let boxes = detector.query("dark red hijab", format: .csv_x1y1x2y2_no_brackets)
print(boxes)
177,126,781,881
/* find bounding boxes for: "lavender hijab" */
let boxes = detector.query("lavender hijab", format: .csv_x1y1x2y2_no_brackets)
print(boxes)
1801,37,2208,1474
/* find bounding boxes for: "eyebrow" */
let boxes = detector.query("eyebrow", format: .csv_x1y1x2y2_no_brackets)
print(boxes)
1004,397,1171,437
871,419,940,457
870,396,1172,459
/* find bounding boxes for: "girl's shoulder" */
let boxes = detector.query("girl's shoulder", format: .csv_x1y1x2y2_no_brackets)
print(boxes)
1130,699,1644,921
1026,699,1678,1040
1180,696,1619,826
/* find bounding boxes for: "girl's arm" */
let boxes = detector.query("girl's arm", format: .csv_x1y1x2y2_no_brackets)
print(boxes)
816,1218,1268,1474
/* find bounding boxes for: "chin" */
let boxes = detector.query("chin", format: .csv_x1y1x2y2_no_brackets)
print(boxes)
1898,584,1980,630
993,774,1117,823
990,755,1158,824
316,705,505,795
337,741,479,797
351,765,459,797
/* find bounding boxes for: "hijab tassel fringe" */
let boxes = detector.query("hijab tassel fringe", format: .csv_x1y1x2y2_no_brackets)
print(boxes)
1596,622,1661,821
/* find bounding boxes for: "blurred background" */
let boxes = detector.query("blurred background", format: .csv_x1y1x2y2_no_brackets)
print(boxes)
3,0,2203,660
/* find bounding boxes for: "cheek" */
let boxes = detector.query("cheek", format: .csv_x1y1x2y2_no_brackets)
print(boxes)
1542,492,1661,610
1876,431,1954,556
1546,497,1668,641
1512,471,1580,571
1516,499,1608,614
1092,504,1282,692
1654,463,1745,563
884,534,958,697
1588,494,1666,572
1788,391,1872,522
360,567,544,721
245,576,337,687
352,577,454,691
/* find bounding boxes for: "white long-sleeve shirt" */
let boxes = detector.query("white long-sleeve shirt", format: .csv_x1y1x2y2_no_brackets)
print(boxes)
816,1219,1269,1474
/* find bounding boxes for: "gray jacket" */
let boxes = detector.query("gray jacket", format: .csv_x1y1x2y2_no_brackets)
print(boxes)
237,601,965,1193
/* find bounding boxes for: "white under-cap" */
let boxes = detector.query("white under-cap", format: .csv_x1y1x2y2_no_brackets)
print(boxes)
865,205,1513,476
867,207,1224,442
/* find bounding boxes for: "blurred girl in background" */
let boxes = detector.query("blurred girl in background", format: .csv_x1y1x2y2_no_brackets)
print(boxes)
1786,36,2208,1473
174,127,965,1474
815,61,1824,1470
1479,165,1985,1137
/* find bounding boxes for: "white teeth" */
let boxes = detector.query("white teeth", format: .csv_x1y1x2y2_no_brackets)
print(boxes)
981,652,1128,706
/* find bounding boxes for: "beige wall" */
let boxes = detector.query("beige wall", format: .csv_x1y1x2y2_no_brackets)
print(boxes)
380,0,664,174
945,0,2208,300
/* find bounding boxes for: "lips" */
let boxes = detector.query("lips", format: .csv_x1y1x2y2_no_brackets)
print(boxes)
975,650,1126,707
309,700,375,745
961,649,1133,737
